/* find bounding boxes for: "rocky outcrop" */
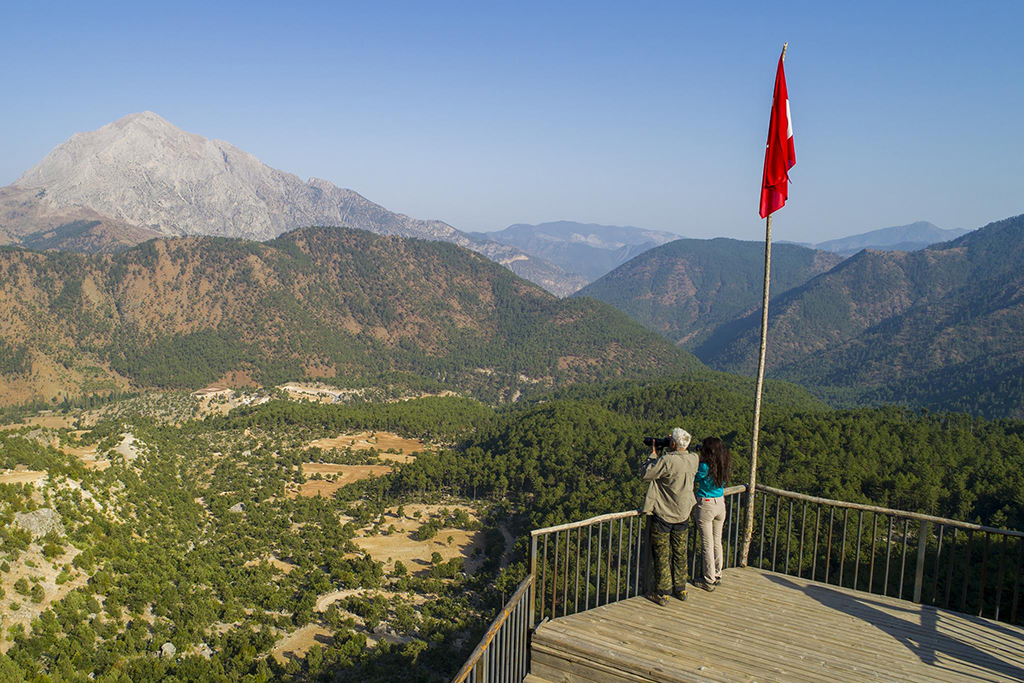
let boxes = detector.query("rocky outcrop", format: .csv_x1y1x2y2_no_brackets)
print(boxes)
13,508,65,538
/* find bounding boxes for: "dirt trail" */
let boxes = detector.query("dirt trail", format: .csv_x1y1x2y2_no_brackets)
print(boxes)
498,521,515,569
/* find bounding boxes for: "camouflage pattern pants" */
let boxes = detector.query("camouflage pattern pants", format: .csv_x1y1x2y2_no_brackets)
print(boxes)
650,515,688,594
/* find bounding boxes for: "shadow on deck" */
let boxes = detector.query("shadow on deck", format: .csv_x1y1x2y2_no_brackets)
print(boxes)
530,567,1024,682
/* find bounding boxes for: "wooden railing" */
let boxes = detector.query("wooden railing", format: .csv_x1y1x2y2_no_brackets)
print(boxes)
451,575,533,683
453,482,1024,682
749,484,1024,624
529,485,747,624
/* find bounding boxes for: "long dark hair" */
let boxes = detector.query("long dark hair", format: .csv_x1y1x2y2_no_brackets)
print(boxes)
700,437,733,488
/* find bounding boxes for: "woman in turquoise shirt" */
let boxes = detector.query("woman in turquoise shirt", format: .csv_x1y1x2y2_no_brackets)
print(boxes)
694,437,732,591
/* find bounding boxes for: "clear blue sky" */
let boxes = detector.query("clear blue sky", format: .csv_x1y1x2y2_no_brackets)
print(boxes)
3,0,1022,242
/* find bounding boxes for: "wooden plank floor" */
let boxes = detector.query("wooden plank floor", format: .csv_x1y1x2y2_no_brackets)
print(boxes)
531,567,1024,682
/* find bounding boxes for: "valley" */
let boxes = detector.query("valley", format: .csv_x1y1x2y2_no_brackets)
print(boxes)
0,377,1021,681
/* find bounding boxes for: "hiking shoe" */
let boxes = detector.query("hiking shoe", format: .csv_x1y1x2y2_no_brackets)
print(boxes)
694,579,716,592
646,593,668,607
672,589,687,602
712,578,721,586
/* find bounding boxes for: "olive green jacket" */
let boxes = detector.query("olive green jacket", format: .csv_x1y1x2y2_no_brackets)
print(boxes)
640,450,699,524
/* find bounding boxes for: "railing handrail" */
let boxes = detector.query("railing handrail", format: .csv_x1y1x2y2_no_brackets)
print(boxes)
757,484,1024,539
530,485,748,537
452,574,533,683
530,510,638,537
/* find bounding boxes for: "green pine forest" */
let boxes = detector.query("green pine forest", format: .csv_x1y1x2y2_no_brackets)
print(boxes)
1,375,1022,681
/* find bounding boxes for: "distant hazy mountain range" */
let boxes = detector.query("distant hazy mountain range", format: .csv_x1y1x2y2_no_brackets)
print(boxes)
1,112,585,295
471,221,681,283
785,221,973,255
0,226,700,406
576,214,1024,418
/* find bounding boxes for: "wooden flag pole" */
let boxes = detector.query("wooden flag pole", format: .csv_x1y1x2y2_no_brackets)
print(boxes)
740,42,786,568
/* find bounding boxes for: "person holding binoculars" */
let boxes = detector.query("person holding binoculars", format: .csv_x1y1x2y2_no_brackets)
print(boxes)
640,427,699,606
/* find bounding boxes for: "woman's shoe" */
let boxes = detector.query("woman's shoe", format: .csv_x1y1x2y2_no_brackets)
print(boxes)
646,593,668,607
694,579,716,592
672,589,687,602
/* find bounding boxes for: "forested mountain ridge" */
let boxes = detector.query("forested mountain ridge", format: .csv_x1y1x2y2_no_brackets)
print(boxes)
704,214,1024,418
573,238,843,348
0,226,702,405
4,112,581,295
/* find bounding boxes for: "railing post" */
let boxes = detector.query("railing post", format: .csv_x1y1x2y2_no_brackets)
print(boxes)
913,520,929,604
529,534,537,629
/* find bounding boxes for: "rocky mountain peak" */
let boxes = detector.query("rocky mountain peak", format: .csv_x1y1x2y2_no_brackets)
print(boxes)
5,112,587,294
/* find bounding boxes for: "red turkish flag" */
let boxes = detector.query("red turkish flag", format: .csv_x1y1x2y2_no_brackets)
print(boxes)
759,54,795,218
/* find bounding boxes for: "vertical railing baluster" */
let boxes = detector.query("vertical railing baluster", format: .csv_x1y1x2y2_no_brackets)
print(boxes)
575,526,582,613
977,532,990,618
725,496,733,569
523,595,529,679
759,493,768,568
563,529,570,616
530,534,538,628
812,505,821,582
586,525,593,610
839,508,849,588
785,499,794,575
868,513,878,594
606,520,613,605
596,522,603,607
508,602,515,682
798,501,807,578
898,517,910,601
625,516,633,599
635,515,642,597
994,535,1007,622
960,530,974,613
732,494,741,568
884,516,894,597
931,524,944,604
616,518,624,601
854,510,864,591
944,528,957,609
551,532,559,620
541,533,548,620
497,619,504,683
1011,537,1022,625
825,507,835,585
516,600,523,681
772,495,781,572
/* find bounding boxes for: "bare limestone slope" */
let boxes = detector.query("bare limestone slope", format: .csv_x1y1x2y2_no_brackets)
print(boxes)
8,112,583,294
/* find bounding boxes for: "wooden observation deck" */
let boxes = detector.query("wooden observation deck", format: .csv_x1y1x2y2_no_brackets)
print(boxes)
528,566,1024,682
453,486,1024,683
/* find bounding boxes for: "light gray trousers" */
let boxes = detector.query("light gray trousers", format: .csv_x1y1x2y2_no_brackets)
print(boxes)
696,496,726,583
